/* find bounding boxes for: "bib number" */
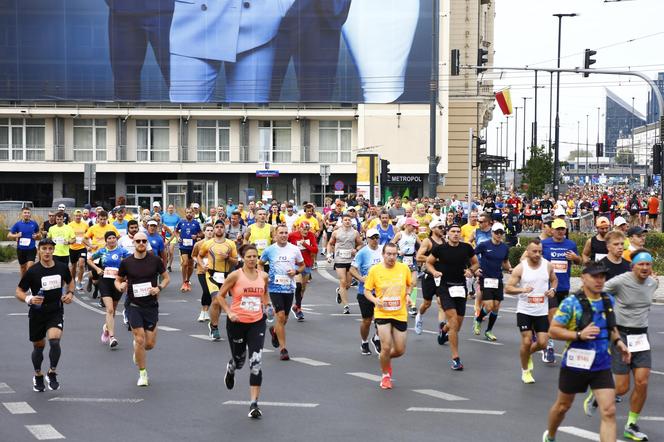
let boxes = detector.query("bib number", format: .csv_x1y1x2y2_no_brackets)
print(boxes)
240,296,262,313
434,276,441,287
54,237,65,245
337,249,352,259
254,239,268,250
275,275,291,286
117,229,127,237
483,278,499,289
402,256,414,266
182,238,193,247
626,334,650,352
594,253,607,262
75,237,83,244
418,226,428,233
103,267,118,279
552,260,568,273
132,282,152,298
566,348,596,370
41,274,61,291
382,296,402,311
19,238,31,247
527,294,545,304
212,272,225,284
448,286,466,298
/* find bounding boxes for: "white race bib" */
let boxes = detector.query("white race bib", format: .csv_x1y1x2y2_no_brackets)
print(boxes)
552,260,568,274
594,254,607,262
212,272,225,284
75,237,83,244
41,274,61,291
240,296,262,312
182,238,193,247
54,237,65,245
275,275,291,286
254,239,268,250
484,278,499,289
527,294,545,304
418,226,428,233
434,276,441,287
19,238,31,247
337,249,352,259
626,334,650,353
402,256,414,266
132,282,152,298
382,296,402,311
566,348,595,370
103,267,118,279
117,229,127,237
448,286,466,298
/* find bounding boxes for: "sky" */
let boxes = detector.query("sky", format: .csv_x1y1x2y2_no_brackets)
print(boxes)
488,0,664,166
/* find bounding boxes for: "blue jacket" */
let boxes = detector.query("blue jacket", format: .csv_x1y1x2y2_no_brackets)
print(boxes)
106,0,174,13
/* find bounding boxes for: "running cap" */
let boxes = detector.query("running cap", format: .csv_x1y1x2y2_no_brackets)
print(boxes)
627,226,647,237
366,228,380,238
491,222,505,232
613,216,627,227
551,219,567,229
147,220,158,226
582,261,608,276
429,219,445,229
104,231,118,240
404,217,420,227
595,216,610,228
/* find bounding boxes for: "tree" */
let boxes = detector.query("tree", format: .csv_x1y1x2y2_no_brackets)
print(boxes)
615,150,634,165
520,144,553,198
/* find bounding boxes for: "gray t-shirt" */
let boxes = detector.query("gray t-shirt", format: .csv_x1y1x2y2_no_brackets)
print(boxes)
388,207,406,219
604,272,658,328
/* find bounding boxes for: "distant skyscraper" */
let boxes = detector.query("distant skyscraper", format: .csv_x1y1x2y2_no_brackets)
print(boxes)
604,88,645,158
646,72,664,124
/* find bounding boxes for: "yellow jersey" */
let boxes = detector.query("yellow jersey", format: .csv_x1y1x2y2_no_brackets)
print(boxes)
294,214,320,234
460,222,479,245
86,224,120,251
199,238,238,273
68,220,89,251
364,263,412,322
414,214,432,240
248,223,272,255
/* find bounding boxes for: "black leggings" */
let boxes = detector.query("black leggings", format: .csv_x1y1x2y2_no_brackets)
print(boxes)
226,317,266,386
198,273,211,307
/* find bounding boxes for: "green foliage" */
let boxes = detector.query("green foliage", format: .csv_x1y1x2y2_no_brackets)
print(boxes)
0,244,16,262
508,245,526,268
520,144,553,198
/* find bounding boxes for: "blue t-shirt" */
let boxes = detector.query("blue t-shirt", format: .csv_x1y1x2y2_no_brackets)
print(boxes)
351,246,383,295
225,204,237,217
10,219,40,250
147,233,165,255
91,246,131,269
475,228,492,246
260,243,303,294
554,294,614,372
162,213,181,236
474,240,509,280
376,224,395,246
113,220,128,235
175,220,201,250
542,238,578,291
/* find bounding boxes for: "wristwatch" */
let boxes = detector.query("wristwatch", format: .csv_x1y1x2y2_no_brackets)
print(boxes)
576,331,583,341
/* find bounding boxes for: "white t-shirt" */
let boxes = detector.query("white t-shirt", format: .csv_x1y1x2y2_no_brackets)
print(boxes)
516,259,550,316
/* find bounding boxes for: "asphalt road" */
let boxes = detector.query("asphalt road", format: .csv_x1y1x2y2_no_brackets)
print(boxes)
0,261,663,442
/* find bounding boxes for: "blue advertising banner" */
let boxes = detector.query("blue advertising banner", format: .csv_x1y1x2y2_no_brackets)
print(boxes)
0,0,433,103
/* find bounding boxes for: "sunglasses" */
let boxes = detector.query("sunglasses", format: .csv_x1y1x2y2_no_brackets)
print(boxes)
135,239,148,244
493,230,505,235
368,235,379,239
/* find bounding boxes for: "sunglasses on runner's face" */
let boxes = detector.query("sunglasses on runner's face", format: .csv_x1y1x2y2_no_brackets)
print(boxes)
134,239,148,243
369,235,379,239
493,230,504,235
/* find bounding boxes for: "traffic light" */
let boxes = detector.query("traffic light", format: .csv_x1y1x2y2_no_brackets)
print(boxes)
451,49,460,76
477,48,489,74
595,142,604,157
476,137,487,166
653,143,662,175
583,49,597,78
380,159,391,183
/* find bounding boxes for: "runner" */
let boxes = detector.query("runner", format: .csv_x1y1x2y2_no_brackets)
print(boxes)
505,239,557,384
217,244,270,419
8,207,41,278
192,223,214,322
244,208,273,260
47,212,75,267
68,210,89,290
146,219,167,267
582,216,610,263
287,221,318,321
260,225,305,361
162,204,181,272
414,219,446,336
118,220,153,254
115,232,170,387
426,224,479,370
623,227,647,263
543,261,630,442
363,242,413,389
327,213,363,314
350,228,383,355
599,231,631,281
392,217,420,316
15,238,74,392
376,211,396,245
175,208,202,292
87,231,131,349
413,203,432,241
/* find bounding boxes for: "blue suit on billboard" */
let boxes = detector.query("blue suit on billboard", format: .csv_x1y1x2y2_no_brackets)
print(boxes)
168,0,295,103
106,0,174,101
270,0,352,102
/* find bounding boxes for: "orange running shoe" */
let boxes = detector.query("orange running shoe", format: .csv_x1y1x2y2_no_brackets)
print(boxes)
380,374,392,390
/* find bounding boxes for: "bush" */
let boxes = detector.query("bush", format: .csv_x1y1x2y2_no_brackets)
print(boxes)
508,245,526,268
0,244,16,262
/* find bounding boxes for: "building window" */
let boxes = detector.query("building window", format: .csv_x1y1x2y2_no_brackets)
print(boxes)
197,120,230,162
137,119,169,162
319,120,352,163
259,120,291,163
73,119,107,162
0,118,45,161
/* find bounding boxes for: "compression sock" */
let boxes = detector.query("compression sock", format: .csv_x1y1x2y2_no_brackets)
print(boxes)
409,287,417,307
48,339,61,369
487,312,498,331
31,346,44,372
295,283,303,308
627,411,640,426
476,307,488,322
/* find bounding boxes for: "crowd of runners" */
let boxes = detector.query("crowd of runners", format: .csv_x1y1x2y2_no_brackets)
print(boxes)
8,187,660,440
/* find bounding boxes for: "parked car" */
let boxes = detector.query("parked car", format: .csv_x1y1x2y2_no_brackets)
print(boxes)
0,200,34,210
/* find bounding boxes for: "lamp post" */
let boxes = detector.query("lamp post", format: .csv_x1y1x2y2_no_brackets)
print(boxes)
522,97,532,167
514,107,519,189
552,12,578,199
631,97,635,182
585,114,589,185
597,106,601,176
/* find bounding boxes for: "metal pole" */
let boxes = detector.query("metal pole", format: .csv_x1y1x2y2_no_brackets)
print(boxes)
505,116,509,189
577,120,580,184
631,97,635,181
586,114,589,185
514,107,519,189
522,97,529,167
468,128,473,214
549,72,553,157
597,106,600,176
534,70,538,147
428,0,439,198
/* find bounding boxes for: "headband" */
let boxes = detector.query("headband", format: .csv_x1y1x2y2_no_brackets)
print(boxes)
631,252,653,265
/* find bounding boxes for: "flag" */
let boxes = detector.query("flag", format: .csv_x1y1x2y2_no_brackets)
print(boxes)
495,88,513,115
402,188,410,199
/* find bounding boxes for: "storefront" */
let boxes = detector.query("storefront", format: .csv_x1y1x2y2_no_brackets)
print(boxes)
383,174,425,201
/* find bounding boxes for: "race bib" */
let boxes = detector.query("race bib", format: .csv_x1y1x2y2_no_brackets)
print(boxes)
132,282,152,298
103,267,118,279
594,254,607,262
41,274,61,291
182,238,193,247
54,237,65,245
212,272,225,284
434,276,441,287
75,237,83,244
448,285,466,298
19,237,31,247
382,296,402,311
527,294,545,304
275,275,291,286
337,249,352,259
626,334,650,353
566,348,595,370
418,226,428,233
402,256,414,266
117,229,127,237
484,278,499,289
552,260,568,273
240,296,262,313
254,239,268,250
202,257,209,267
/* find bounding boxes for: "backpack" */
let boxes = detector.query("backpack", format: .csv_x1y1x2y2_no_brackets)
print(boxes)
573,291,616,331
600,198,609,212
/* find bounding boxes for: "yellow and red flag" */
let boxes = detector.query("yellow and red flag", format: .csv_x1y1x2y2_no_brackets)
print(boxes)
495,88,513,115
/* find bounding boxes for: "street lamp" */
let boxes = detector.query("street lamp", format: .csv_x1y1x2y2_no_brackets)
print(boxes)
522,97,532,168
597,106,601,175
586,114,589,184
552,12,578,199
514,106,520,189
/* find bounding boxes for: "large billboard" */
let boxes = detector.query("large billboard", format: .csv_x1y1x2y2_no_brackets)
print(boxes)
0,0,432,104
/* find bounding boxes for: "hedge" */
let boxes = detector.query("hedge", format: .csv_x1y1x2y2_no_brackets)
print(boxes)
0,244,16,262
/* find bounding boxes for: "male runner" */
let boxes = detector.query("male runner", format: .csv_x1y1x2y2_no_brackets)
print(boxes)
414,219,446,336
8,207,41,278
287,221,318,321
327,213,363,314
175,208,202,292
162,204,181,272
582,216,610,263
68,210,89,290
47,212,75,267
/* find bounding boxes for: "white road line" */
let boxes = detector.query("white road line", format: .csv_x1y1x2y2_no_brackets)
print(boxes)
223,400,318,408
290,357,330,367
163,299,188,303
651,370,664,376
0,295,15,299
72,295,105,315
656,331,663,334
25,425,65,440
330,313,362,317
7,312,28,316
316,265,339,284
412,389,468,401
48,397,143,403
407,407,505,415
190,334,211,341
3,401,36,414
157,326,180,332
559,426,626,442
468,338,504,346
408,327,438,335
346,372,381,382
0,383,15,394
639,416,664,421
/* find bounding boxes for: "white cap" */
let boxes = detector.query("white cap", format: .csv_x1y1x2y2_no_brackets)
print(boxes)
614,216,627,227
152,201,161,207
429,219,445,229
289,199,295,204
554,207,566,217
366,228,380,238
192,203,200,209
491,222,506,232
58,204,66,210
147,220,158,226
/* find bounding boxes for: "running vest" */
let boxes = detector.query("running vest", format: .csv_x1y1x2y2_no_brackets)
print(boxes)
397,232,417,256
230,268,266,323
377,223,395,245
248,223,272,255
590,236,608,262
517,259,550,316
574,292,616,332
334,227,357,264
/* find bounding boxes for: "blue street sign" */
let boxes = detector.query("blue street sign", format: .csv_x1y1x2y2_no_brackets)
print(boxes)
256,170,280,178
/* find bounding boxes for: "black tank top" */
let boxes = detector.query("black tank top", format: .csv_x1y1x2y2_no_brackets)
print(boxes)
590,236,608,261
424,237,444,257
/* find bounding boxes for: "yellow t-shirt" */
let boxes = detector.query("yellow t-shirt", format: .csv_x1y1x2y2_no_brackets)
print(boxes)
47,224,75,257
199,238,238,273
414,214,432,240
364,262,412,322
248,223,273,255
68,221,89,251
364,218,380,231
86,224,120,251
294,215,320,234
461,222,479,245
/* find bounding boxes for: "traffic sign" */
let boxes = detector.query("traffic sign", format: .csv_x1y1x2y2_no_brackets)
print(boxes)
256,170,279,178
333,180,344,191
320,164,330,177
83,163,96,191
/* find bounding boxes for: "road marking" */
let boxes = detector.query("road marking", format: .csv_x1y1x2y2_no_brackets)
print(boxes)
163,299,188,303
298,307,322,315
0,383,15,394
48,397,143,403
3,401,36,414
651,370,664,376
223,400,318,408
72,294,105,315
7,312,28,316
412,389,468,401
639,416,664,421
290,357,330,367
0,295,15,299
330,313,362,317
346,372,381,382
25,425,65,440
190,334,211,341
408,327,438,335
468,338,504,346
157,326,180,332
315,265,339,284
558,426,626,442
407,407,505,415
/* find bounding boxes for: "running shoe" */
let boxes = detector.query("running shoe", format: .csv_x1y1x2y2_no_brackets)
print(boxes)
583,390,597,417
75,281,83,291
45,372,59,390
484,330,497,341
528,355,534,371
123,309,129,326
33,374,45,392
210,326,221,342
343,304,350,315
414,312,423,335
541,349,548,363
542,430,554,442
473,319,481,335
224,361,235,390
380,374,392,390
197,311,206,322
408,306,417,317
248,402,262,419
437,322,448,345
203,311,210,322
616,395,623,403
335,287,342,304
295,309,305,322
361,342,371,355
167,265,172,272
544,347,555,364
98,299,104,309
185,281,192,292
290,305,299,319
521,370,535,384
269,326,279,348
137,370,149,387
101,324,110,344
280,348,290,361
450,358,463,371
624,423,648,441
371,334,381,354
180,283,187,292
109,337,118,349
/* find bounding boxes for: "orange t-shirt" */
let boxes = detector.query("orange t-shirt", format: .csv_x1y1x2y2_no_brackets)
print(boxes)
648,197,659,215
229,269,267,323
